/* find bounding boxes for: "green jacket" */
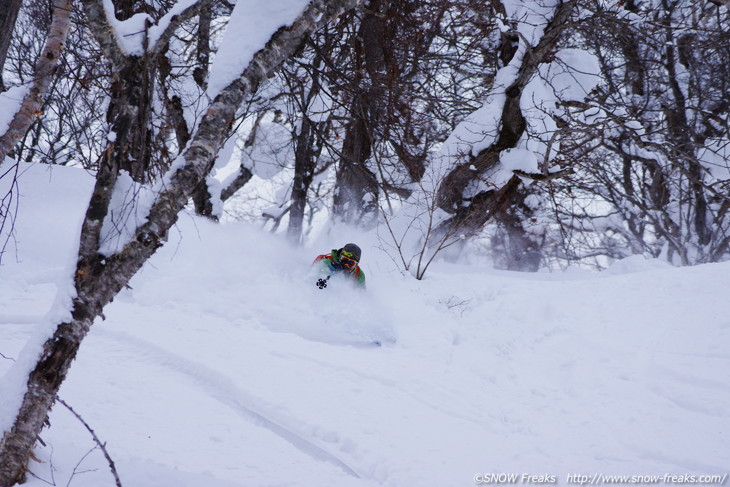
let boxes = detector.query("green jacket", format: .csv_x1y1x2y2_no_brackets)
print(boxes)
312,249,366,288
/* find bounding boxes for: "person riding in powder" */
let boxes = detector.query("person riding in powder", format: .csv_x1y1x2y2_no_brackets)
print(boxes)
312,243,366,289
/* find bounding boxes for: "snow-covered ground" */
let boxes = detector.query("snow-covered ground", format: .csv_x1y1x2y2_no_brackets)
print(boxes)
1,162,729,487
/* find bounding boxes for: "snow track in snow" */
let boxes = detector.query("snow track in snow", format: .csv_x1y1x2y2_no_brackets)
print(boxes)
95,327,366,481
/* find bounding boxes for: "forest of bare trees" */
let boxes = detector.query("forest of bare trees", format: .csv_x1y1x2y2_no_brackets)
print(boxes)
0,0,728,484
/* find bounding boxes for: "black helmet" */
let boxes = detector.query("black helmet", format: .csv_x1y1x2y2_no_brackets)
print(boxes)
341,243,361,261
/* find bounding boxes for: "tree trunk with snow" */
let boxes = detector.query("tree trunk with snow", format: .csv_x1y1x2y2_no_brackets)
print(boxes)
0,1,362,485
432,0,577,270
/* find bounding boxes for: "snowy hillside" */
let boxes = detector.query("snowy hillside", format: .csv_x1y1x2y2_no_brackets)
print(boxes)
1,163,729,487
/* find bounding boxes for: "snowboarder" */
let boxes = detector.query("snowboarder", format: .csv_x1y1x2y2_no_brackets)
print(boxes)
312,243,366,289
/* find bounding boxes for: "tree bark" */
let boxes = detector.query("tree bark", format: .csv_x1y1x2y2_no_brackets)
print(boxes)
194,9,212,88
288,115,321,242
332,100,379,224
0,0,22,92
0,1,363,485
105,55,155,182
220,165,253,202
287,54,329,243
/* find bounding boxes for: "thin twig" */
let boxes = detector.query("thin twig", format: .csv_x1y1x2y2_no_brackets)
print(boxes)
56,398,123,487
26,444,56,486
65,447,98,487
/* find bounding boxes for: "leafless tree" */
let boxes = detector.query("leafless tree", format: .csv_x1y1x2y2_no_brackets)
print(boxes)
554,0,730,265
427,0,578,271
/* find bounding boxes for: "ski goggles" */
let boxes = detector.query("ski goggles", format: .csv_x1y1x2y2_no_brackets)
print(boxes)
340,253,358,270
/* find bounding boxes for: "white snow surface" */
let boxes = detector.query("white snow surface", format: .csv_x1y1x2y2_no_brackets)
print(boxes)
1,163,729,487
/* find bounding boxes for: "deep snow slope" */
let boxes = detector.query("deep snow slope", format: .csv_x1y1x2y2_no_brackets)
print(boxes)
1,163,728,487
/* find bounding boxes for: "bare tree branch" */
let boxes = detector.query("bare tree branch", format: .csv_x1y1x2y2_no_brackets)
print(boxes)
149,0,218,58
56,398,122,487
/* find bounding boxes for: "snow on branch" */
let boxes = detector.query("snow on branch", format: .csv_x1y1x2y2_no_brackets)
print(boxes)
434,0,579,211
82,0,218,61
207,0,312,97
148,0,219,58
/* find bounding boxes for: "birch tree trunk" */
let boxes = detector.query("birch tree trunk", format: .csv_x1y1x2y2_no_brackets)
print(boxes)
0,0,72,161
0,1,362,485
